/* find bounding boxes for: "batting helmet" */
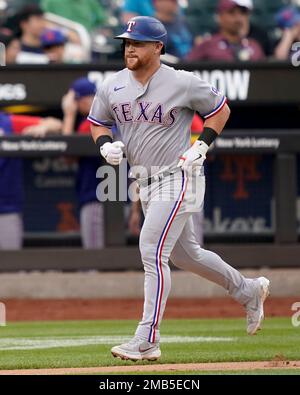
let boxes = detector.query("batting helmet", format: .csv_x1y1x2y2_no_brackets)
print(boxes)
114,16,167,54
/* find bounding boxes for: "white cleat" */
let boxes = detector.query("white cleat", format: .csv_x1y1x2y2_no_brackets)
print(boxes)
246,276,270,335
111,337,161,362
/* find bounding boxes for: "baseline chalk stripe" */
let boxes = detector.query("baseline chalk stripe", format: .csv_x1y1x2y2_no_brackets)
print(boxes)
0,336,235,351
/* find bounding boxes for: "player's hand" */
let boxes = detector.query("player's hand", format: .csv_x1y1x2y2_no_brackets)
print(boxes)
100,141,125,165
62,90,78,115
177,141,208,170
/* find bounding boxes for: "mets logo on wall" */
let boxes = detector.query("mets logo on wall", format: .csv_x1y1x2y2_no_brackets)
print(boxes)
220,155,261,199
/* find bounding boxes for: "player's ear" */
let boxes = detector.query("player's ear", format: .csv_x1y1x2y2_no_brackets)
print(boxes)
155,42,163,55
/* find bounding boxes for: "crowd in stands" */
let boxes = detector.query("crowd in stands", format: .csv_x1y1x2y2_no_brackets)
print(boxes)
0,0,300,64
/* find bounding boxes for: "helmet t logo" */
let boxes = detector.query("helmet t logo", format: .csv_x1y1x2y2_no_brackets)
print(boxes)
127,21,136,32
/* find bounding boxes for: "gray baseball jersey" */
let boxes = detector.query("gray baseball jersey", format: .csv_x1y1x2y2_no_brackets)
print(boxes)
88,64,226,175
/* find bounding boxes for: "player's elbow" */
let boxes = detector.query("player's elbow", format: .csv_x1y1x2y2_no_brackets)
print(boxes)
223,103,231,121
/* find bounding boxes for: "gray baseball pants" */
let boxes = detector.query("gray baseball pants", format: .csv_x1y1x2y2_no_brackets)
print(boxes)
135,169,255,343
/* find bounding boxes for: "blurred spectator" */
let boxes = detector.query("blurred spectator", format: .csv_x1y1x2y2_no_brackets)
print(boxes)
0,29,20,63
153,0,193,59
41,0,106,32
274,6,300,60
237,0,275,56
0,112,62,250
0,0,8,26
62,77,105,249
41,28,67,63
186,0,265,62
15,4,48,64
121,0,155,24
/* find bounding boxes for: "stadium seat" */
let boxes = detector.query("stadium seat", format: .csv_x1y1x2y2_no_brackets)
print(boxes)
7,0,41,12
185,0,218,36
186,0,287,36
251,0,287,29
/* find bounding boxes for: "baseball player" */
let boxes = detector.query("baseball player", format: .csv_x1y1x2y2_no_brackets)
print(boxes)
88,16,270,362
0,111,62,249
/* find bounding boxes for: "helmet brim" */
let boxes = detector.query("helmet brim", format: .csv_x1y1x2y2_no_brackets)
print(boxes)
114,33,165,54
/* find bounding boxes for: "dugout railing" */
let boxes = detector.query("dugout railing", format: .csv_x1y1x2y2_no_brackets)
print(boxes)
0,129,298,246
0,130,299,271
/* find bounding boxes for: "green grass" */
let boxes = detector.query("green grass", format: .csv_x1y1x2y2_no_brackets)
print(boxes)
0,318,299,371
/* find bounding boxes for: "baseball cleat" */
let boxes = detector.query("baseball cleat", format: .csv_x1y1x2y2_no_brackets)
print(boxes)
111,337,161,362
245,276,270,335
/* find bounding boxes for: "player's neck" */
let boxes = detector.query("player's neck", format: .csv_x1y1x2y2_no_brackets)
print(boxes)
131,61,161,86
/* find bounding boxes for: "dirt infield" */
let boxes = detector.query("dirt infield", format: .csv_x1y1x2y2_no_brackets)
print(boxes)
0,361,300,375
3,297,297,321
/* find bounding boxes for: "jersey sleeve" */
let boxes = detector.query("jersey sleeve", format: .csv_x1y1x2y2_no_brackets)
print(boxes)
11,115,42,134
186,73,227,120
87,84,114,129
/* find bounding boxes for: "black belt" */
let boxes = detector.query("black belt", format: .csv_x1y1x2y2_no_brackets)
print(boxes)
137,166,204,188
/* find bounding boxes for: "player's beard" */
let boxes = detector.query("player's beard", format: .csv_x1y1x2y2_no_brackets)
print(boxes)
125,55,143,70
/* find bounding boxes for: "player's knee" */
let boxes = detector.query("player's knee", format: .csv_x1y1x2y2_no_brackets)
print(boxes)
139,228,157,250
139,240,155,262
139,236,160,271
